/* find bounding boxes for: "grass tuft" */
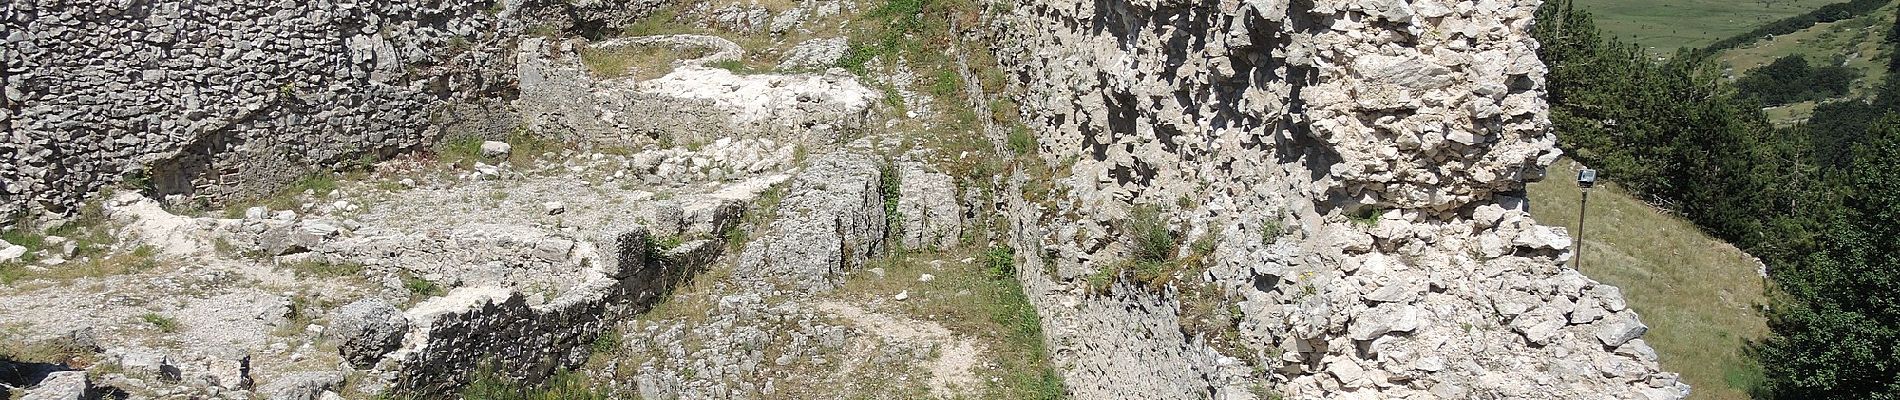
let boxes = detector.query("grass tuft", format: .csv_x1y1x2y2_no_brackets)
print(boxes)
403,272,444,298
140,313,180,333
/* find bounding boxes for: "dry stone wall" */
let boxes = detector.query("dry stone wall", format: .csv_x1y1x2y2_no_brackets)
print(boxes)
0,0,662,226
987,0,1687,398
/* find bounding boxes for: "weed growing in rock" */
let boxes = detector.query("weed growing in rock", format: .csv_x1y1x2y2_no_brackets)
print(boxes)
879,162,906,254
140,313,179,333
1350,207,1384,228
1125,205,1176,266
1260,218,1285,243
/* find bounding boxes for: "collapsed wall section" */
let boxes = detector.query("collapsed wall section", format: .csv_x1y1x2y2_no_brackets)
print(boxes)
986,0,1686,398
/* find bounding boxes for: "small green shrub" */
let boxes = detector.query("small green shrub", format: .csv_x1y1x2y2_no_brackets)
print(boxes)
589,332,621,354
984,245,1017,279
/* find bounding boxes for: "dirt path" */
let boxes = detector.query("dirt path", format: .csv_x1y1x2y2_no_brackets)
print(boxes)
816,300,983,398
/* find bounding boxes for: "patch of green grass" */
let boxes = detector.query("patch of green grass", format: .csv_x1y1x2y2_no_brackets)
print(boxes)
1571,0,1848,51
580,38,717,81
461,365,608,400
140,313,180,333
434,136,488,169
1007,124,1036,156
1527,159,1770,400
221,171,347,217
504,130,562,165
403,272,444,298
284,259,365,279
927,68,964,97
620,9,689,37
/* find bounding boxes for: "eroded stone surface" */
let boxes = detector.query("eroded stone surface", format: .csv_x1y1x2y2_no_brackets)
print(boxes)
990,0,1684,398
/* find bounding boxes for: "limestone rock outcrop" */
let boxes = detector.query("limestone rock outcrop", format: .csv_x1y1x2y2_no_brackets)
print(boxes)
734,152,887,292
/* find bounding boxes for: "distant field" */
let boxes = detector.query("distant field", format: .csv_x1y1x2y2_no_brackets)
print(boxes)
1527,160,1771,400
1572,0,1848,51
1719,1,1896,124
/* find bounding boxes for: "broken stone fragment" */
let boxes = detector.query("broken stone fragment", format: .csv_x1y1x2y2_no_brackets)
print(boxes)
329,298,410,368
480,141,512,158
1510,305,1567,345
1595,313,1649,348
543,201,566,215
1348,303,1421,340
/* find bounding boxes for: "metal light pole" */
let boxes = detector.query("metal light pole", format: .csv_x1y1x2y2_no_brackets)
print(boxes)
1576,168,1597,270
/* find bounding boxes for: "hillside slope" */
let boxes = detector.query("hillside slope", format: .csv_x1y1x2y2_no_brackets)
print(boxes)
1718,1,1897,125
1527,160,1771,400
1573,0,1850,51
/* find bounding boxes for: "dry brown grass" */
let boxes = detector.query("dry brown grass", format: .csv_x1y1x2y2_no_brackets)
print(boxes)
579,45,703,80
1527,159,1770,400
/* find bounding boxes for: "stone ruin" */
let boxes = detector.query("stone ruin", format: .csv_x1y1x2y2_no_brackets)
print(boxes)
0,0,1690,398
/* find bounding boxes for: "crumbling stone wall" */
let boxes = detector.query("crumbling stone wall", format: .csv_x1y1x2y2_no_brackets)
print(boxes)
987,0,1687,398
0,0,664,226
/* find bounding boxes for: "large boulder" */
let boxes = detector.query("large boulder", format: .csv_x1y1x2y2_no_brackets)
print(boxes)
329,298,410,368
